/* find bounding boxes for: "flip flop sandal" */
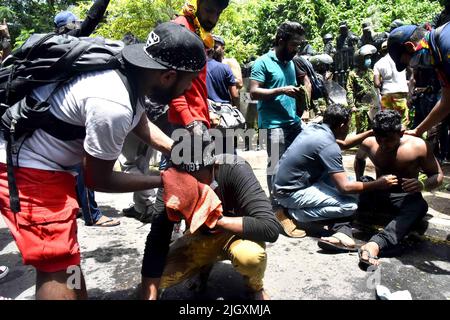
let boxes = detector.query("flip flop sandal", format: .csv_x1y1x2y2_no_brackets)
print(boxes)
275,209,306,238
0,266,9,280
358,248,379,269
91,218,121,227
318,232,358,252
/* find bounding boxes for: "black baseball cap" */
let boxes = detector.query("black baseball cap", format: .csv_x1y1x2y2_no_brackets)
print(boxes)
122,22,206,72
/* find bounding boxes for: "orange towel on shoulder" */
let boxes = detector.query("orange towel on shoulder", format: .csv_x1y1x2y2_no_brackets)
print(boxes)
161,167,223,233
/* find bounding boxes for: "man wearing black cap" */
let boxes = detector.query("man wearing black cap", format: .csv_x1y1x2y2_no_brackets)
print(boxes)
0,22,206,300
387,25,450,140
141,135,280,300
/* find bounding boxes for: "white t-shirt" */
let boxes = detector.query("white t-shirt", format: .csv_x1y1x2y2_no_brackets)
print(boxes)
0,70,144,171
373,54,409,95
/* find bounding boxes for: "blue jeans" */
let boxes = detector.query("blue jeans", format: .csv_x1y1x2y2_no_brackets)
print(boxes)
266,122,303,204
75,165,102,225
276,177,358,223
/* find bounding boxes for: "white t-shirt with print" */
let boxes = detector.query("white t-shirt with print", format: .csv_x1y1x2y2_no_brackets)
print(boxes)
373,54,409,95
0,70,144,171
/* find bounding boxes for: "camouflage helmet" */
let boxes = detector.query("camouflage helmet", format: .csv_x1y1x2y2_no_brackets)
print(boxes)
354,44,376,66
310,54,333,66
323,33,333,41
390,19,404,31
358,44,377,56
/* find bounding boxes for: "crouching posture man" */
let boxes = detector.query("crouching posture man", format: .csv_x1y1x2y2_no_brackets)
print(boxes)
355,110,443,267
141,136,279,300
273,104,398,249
0,22,205,299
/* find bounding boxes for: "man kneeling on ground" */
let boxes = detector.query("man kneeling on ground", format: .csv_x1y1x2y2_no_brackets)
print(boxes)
273,104,398,250
141,135,279,300
355,110,443,267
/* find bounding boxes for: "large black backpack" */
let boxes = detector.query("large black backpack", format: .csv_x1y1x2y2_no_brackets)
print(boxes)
0,32,134,212
293,55,326,101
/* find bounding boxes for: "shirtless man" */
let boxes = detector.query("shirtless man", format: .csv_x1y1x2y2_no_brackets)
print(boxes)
355,110,443,267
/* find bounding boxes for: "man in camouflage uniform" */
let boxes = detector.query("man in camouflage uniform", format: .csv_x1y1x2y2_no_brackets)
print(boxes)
346,46,377,133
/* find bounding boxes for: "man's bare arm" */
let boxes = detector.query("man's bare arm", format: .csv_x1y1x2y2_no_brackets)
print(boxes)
354,141,371,181
83,154,162,193
250,80,299,101
229,85,241,109
418,140,443,191
409,87,450,137
374,74,382,90
132,113,174,155
329,170,397,194
337,130,373,150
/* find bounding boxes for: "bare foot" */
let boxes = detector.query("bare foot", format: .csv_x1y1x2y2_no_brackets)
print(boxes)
359,242,380,266
320,232,355,248
253,289,270,300
92,215,120,227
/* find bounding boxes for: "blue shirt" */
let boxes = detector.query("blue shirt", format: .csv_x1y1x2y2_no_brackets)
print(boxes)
273,123,345,196
206,58,236,104
250,50,300,129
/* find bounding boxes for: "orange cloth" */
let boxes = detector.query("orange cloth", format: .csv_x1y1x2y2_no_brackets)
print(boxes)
161,167,223,233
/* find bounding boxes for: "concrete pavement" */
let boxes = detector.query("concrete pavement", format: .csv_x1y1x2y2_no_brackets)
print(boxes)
0,150,449,300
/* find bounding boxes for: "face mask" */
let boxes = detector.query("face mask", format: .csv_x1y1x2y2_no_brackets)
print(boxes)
364,58,372,68
410,48,433,69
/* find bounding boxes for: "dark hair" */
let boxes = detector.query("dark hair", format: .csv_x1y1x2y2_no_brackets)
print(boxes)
410,27,427,43
199,0,230,9
323,104,351,129
275,21,305,46
171,133,216,173
372,110,402,136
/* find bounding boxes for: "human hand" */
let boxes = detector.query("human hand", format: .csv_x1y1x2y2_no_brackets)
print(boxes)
401,178,424,193
0,19,9,38
186,120,204,136
282,86,301,98
376,174,398,189
405,128,419,137
209,112,220,128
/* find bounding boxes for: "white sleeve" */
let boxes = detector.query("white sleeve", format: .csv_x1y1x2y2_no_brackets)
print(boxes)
83,97,134,161
373,62,383,77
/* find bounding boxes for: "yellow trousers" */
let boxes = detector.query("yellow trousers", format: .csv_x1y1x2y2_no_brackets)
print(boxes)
381,93,409,126
159,231,267,291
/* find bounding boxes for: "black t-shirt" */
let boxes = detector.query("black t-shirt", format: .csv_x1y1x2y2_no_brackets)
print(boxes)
141,156,280,278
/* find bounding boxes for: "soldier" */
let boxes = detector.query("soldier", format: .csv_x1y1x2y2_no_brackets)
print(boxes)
346,45,377,133
335,21,359,87
432,0,450,28
359,22,376,48
389,19,404,32
323,33,336,56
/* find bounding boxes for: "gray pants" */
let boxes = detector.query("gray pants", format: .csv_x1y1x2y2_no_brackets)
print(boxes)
119,132,158,214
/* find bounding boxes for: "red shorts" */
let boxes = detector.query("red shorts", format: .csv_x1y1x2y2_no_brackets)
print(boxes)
0,163,80,273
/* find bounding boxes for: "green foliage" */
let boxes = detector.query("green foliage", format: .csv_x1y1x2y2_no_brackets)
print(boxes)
74,0,183,42
0,0,444,63
0,0,79,43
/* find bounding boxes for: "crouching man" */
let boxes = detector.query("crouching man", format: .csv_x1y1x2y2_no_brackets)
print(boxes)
141,135,279,300
355,110,443,267
273,104,398,250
